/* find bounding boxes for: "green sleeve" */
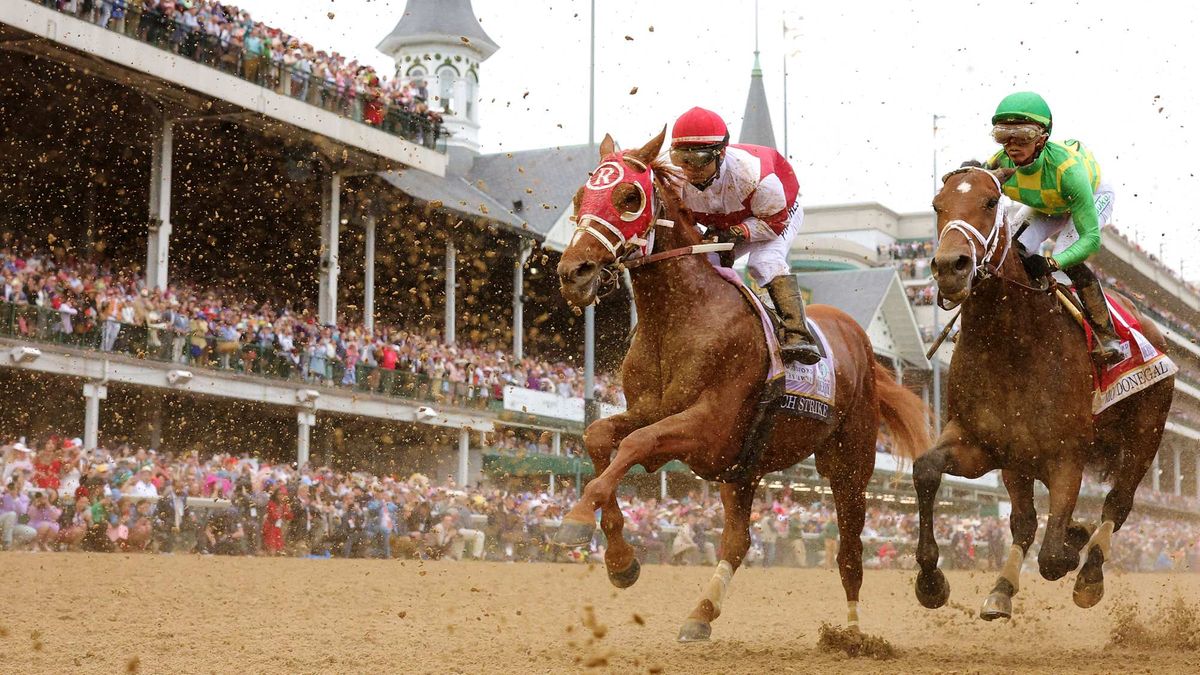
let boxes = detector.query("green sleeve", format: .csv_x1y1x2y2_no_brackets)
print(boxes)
1051,165,1102,269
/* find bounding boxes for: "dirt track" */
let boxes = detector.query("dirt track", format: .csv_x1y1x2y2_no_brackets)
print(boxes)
3,553,1199,674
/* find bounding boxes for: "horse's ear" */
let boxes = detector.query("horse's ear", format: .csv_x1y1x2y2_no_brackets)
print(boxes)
991,167,1016,185
599,133,616,158
630,126,667,165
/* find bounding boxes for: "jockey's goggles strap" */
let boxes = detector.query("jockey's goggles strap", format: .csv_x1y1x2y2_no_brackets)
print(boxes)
992,123,1045,145
669,146,722,169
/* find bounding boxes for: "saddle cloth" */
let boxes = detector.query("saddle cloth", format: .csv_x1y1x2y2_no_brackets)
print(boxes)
711,267,836,422
1057,288,1178,414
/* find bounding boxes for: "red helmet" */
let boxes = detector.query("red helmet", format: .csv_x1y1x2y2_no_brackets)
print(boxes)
671,107,729,148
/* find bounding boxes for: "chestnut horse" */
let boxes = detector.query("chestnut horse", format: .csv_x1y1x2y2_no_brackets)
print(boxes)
917,167,1174,619
554,130,930,641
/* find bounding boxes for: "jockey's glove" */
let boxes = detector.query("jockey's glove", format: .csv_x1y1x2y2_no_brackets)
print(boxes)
713,224,748,245
1022,253,1059,280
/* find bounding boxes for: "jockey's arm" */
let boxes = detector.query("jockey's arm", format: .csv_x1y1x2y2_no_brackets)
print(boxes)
1051,166,1102,269
738,174,792,242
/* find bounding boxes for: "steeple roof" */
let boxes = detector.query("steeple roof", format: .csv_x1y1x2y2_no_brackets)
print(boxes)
738,52,776,148
377,0,499,60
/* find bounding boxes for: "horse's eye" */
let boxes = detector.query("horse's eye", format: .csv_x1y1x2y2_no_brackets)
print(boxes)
986,198,998,209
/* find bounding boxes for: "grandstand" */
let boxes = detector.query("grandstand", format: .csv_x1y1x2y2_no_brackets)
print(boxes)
1,0,1195,525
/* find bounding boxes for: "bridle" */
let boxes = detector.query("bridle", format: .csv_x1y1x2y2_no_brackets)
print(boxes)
570,159,733,300
936,167,1051,310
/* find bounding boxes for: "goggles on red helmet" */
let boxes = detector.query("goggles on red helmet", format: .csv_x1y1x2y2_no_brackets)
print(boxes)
669,145,723,169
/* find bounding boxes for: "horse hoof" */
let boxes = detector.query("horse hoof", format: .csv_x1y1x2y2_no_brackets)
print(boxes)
552,519,595,547
979,592,1013,621
607,558,641,589
915,569,950,609
1073,548,1106,609
1073,580,1104,609
677,619,712,643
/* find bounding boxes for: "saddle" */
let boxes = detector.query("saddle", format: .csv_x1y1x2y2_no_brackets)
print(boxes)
1054,287,1177,414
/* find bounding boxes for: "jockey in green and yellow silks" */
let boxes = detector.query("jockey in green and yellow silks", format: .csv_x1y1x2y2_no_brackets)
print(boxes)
985,91,1124,365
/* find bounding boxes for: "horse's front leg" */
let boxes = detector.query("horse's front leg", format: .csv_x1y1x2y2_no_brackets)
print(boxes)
554,411,643,544
913,421,995,609
980,470,1037,620
678,481,755,643
553,411,650,587
1038,459,1084,581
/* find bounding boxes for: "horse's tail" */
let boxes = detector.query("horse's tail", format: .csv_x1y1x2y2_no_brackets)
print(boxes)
873,361,932,460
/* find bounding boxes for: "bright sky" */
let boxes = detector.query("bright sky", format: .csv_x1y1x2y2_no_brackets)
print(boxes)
236,0,1200,280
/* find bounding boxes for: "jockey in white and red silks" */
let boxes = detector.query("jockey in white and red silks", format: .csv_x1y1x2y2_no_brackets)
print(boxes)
669,106,820,365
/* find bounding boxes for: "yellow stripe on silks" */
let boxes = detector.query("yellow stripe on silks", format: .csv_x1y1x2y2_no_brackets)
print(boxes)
1000,544,1026,592
703,560,734,619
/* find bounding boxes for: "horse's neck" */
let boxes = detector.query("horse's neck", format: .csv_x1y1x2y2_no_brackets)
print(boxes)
958,275,1064,362
628,183,728,320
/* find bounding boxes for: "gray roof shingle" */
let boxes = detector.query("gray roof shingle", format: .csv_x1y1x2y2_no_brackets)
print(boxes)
468,144,599,237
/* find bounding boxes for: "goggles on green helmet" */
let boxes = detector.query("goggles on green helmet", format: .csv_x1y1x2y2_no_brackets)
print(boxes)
991,123,1046,146
669,145,723,169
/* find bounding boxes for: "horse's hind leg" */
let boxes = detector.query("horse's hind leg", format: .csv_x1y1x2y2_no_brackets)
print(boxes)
914,421,995,610
678,481,755,643
1074,393,1170,608
829,468,871,629
981,471,1037,620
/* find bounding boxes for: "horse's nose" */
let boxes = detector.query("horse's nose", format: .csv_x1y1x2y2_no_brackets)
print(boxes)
557,259,598,286
930,253,971,278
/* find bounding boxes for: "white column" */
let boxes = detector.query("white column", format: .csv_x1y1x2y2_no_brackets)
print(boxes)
146,118,173,290
660,469,668,500
297,409,316,467
1152,452,1161,492
363,214,376,334
1194,451,1200,500
457,426,470,488
445,240,457,345
552,431,562,456
513,241,532,360
894,357,904,384
318,172,342,325
1173,446,1183,497
82,383,107,451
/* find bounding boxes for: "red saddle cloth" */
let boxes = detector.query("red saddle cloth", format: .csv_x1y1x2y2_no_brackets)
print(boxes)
1075,290,1177,414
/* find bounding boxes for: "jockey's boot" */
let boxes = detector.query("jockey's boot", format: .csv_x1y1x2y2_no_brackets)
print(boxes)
766,275,822,365
1064,264,1125,366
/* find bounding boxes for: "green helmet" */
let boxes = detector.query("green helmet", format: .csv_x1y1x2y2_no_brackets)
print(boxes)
991,91,1052,132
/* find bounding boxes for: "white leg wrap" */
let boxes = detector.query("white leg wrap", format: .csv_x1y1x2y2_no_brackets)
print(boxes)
847,600,859,628
1088,521,1115,559
1000,544,1025,592
702,560,734,618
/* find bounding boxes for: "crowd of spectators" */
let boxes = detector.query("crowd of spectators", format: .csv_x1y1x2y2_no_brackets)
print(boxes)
2,433,1197,574
33,0,444,147
0,241,627,407
879,242,935,281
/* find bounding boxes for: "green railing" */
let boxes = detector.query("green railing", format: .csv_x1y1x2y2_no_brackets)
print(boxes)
0,302,505,411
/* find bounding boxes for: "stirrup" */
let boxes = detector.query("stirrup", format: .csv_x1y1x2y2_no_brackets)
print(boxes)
781,339,822,365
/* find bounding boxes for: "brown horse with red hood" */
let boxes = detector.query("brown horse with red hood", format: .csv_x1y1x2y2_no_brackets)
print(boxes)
554,129,931,641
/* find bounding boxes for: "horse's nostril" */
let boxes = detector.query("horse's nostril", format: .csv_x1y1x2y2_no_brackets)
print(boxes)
953,255,970,273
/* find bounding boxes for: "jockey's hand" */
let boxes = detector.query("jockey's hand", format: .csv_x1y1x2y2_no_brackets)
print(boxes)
1022,254,1059,280
713,224,748,245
